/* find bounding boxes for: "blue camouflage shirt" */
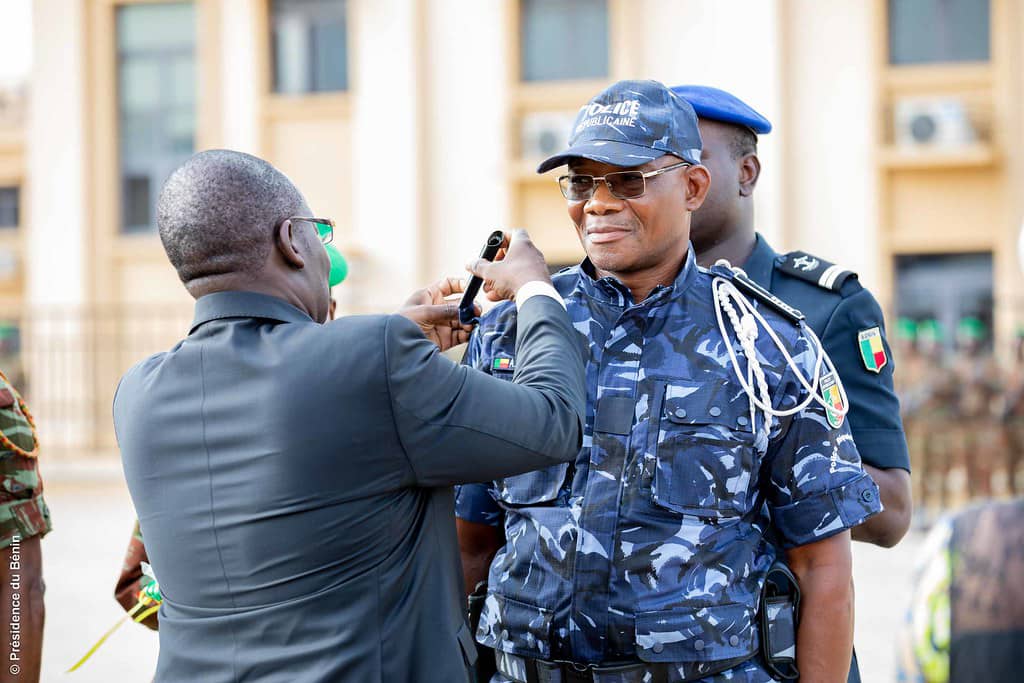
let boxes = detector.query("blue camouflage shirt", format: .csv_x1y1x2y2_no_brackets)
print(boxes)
456,249,881,678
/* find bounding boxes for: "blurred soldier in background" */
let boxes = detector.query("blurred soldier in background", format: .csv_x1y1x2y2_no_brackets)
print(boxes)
950,317,1001,502
893,319,929,519
916,320,958,515
1001,330,1024,497
0,372,51,683
896,498,1024,683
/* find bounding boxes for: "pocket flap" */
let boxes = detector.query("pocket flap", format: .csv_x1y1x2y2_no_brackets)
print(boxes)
475,593,554,659
663,388,752,433
635,603,757,663
494,462,569,506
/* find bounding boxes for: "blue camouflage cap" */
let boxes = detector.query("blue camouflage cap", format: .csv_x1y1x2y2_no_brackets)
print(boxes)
537,79,702,173
670,85,772,135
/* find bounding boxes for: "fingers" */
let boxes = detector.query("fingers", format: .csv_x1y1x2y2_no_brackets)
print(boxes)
429,276,466,298
467,258,494,280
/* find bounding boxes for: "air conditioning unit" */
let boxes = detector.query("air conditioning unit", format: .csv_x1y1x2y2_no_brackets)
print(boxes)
894,97,976,148
520,112,576,161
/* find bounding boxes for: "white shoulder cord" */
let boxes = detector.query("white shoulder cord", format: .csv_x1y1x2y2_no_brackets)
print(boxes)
710,260,849,440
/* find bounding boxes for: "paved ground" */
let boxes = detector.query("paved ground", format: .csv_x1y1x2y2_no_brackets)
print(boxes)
37,476,923,682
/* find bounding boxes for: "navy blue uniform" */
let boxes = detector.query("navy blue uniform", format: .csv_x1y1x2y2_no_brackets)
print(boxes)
741,234,909,474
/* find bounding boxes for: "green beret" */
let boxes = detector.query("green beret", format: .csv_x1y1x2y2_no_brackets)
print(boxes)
956,316,986,341
917,319,943,343
895,317,917,342
325,244,348,288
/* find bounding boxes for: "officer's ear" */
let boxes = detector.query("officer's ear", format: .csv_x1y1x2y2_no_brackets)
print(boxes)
683,164,711,211
273,219,306,270
738,153,761,197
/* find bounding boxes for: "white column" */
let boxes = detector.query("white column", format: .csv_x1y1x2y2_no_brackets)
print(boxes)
348,0,423,308
781,0,878,285
420,0,510,281
218,0,260,154
25,0,89,454
633,0,785,246
26,0,86,306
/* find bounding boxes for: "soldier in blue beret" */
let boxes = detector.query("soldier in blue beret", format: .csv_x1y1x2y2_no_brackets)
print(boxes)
457,80,881,682
671,84,913,683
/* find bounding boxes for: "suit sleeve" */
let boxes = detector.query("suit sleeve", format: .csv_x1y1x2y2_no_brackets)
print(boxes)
385,296,586,487
454,328,504,526
821,287,911,472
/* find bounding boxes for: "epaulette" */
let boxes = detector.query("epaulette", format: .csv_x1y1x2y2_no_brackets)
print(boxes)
711,264,804,324
775,251,857,292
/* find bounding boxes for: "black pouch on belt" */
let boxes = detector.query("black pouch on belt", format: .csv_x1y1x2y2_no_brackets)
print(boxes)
759,561,800,680
467,581,497,683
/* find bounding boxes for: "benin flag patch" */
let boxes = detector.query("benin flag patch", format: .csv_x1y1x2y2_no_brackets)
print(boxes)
820,372,845,429
492,357,514,371
857,327,887,374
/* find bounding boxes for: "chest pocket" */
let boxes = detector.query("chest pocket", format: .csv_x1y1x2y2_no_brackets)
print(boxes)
649,381,756,519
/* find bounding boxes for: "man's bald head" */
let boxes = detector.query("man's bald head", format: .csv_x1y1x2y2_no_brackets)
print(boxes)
157,149,308,288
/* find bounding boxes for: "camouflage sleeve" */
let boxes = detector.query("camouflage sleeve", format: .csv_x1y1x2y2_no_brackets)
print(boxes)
0,389,51,548
114,521,158,630
763,332,882,548
453,326,502,526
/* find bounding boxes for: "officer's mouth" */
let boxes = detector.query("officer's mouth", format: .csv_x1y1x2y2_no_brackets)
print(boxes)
585,225,633,244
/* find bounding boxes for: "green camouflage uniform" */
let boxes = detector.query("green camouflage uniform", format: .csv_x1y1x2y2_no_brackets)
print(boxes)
0,373,51,548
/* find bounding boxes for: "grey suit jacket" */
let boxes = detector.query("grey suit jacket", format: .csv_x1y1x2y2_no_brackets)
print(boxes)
114,291,585,682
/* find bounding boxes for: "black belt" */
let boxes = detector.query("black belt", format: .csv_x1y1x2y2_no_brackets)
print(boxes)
496,652,668,683
494,650,757,683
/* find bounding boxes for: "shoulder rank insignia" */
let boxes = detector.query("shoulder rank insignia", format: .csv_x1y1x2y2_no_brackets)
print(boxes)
820,371,845,428
857,326,887,373
725,267,804,323
777,251,857,292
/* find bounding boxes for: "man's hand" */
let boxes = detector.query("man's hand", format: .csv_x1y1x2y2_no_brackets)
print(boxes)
467,229,552,302
398,277,477,351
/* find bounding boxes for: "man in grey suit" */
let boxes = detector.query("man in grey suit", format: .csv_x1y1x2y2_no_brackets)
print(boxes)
113,150,586,682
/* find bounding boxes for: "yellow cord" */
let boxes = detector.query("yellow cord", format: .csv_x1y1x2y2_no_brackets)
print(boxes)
66,598,154,672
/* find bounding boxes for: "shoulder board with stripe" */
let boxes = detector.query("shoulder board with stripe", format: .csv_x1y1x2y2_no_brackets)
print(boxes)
776,251,857,292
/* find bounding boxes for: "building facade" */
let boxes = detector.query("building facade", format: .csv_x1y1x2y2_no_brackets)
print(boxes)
12,0,1024,457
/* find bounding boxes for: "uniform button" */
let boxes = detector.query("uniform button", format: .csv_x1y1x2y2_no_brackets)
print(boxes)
861,489,876,503
674,408,687,419
693,639,705,651
652,642,664,654
500,630,509,641
709,406,722,417
729,635,740,647
737,415,748,427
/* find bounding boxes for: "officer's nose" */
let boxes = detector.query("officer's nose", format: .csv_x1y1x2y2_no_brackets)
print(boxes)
585,180,625,216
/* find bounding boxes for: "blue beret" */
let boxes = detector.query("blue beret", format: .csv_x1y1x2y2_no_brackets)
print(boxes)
670,85,772,135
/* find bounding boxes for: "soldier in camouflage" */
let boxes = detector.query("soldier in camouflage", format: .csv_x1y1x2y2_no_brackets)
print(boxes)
457,80,881,682
0,371,51,683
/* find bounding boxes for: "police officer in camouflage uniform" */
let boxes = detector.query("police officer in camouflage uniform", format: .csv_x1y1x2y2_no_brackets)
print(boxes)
457,80,881,683
0,372,51,683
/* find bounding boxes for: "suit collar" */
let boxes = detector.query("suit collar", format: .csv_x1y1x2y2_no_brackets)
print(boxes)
190,291,313,334
741,233,777,289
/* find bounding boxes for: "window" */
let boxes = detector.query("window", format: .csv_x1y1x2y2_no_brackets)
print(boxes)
895,252,993,350
0,188,18,228
271,0,348,94
888,0,990,65
520,0,608,82
116,2,196,233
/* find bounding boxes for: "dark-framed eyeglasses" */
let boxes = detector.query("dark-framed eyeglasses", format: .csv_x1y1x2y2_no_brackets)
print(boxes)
289,217,334,245
557,161,691,201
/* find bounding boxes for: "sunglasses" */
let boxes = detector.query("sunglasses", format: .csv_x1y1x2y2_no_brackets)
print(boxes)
289,217,334,245
557,161,691,201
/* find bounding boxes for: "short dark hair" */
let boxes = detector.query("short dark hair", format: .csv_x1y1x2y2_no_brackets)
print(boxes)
157,149,307,285
728,127,758,160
